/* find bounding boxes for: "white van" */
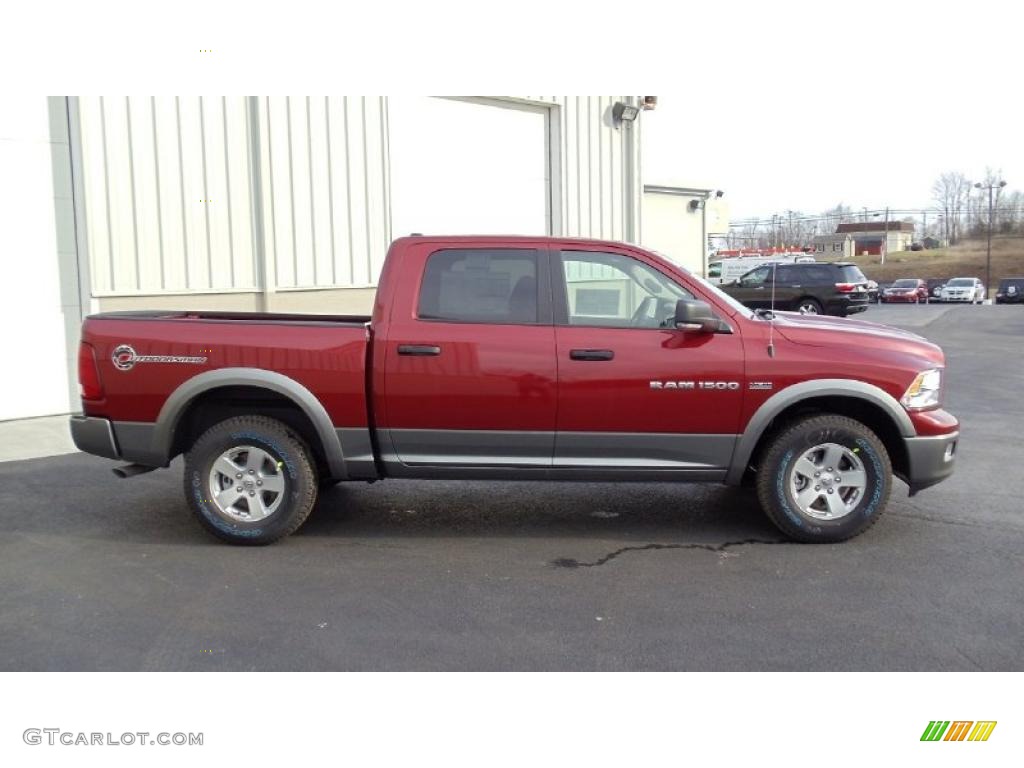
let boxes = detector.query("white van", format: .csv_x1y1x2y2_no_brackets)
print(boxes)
707,253,815,285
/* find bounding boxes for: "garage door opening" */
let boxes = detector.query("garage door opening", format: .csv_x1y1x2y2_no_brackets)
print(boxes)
387,98,551,238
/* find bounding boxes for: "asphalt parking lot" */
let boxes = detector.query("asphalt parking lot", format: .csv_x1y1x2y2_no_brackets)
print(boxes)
1,303,1022,671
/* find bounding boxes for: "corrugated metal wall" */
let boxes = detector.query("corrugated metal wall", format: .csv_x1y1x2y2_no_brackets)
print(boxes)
525,96,641,243
257,97,391,290
73,96,641,298
77,97,258,295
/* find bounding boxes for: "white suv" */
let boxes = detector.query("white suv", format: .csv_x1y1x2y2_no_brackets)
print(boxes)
939,277,985,303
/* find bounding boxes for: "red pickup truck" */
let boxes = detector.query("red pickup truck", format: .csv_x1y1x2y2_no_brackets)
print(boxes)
71,236,959,545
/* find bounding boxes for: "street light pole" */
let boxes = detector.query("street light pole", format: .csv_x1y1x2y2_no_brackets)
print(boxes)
974,179,1007,299
881,205,889,265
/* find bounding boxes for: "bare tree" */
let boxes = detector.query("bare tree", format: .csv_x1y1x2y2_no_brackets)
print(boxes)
816,203,853,236
1004,189,1023,234
932,172,970,244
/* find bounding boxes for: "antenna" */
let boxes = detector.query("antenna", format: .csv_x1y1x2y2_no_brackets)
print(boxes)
767,261,777,358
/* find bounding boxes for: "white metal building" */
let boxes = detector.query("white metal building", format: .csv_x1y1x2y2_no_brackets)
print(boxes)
641,185,730,275
2,96,647,421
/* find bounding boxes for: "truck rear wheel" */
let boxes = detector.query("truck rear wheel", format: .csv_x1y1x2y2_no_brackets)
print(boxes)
756,414,892,543
184,415,318,545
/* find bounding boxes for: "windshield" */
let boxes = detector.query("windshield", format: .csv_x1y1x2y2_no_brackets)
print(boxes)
892,279,918,288
948,278,973,286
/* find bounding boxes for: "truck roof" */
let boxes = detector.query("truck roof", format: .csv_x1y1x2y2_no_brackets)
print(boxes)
391,234,642,248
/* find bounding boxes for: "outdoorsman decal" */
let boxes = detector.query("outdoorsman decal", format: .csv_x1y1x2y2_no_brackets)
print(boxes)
111,344,208,372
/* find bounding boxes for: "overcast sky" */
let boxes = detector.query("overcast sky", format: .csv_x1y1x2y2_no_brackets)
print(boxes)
642,94,1021,222
637,5,1020,222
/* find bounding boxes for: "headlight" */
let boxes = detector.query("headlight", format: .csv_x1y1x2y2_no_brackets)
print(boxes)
901,368,942,409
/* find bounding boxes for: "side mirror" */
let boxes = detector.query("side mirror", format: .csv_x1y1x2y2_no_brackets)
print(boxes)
674,299,719,333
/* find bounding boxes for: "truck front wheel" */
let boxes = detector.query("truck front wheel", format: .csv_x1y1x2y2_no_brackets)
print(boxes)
756,414,892,543
184,415,318,545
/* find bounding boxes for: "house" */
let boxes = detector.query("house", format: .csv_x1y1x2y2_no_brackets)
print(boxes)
812,233,855,260
835,221,915,256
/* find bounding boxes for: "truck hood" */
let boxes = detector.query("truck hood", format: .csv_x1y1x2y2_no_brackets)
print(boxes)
769,311,944,365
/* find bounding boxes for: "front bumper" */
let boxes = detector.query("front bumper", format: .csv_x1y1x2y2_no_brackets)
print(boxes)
69,415,120,460
882,293,918,302
903,430,959,495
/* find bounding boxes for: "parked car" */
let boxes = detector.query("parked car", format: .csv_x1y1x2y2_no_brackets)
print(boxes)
926,279,947,302
994,277,1024,304
881,278,929,304
721,262,871,316
939,277,985,303
70,235,959,545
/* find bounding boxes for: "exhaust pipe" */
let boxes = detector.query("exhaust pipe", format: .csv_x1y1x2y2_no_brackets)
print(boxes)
112,463,158,479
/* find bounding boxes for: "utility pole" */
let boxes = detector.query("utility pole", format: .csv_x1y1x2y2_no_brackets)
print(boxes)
974,179,1008,299
881,206,889,265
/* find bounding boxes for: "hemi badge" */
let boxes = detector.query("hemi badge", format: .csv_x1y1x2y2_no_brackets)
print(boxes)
749,381,773,390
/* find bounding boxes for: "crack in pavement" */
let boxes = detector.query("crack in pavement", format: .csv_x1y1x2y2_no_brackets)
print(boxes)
550,538,789,569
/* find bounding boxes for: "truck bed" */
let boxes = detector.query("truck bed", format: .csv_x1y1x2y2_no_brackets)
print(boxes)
80,311,371,432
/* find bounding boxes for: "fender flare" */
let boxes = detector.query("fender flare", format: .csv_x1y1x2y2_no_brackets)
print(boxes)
153,368,347,479
724,378,915,485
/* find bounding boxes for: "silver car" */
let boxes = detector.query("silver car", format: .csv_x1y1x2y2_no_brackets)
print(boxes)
939,277,985,303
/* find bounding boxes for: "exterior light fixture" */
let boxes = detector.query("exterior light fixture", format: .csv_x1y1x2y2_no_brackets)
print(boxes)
612,102,640,123
641,96,658,110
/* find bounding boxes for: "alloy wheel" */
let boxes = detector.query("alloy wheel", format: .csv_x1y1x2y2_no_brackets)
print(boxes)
788,442,867,520
207,445,287,522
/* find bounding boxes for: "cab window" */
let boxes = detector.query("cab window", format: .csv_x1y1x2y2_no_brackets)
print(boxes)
559,250,693,328
418,249,541,324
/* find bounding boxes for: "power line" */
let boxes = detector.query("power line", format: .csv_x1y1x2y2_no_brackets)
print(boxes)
729,206,1024,227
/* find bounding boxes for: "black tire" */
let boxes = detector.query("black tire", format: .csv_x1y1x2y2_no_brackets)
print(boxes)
184,415,318,545
755,414,892,543
796,297,822,315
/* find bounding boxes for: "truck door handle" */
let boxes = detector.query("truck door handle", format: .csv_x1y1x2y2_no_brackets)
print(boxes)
569,349,614,361
397,344,441,356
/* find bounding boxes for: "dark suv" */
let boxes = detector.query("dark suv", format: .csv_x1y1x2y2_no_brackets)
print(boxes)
995,277,1024,304
722,262,870,316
